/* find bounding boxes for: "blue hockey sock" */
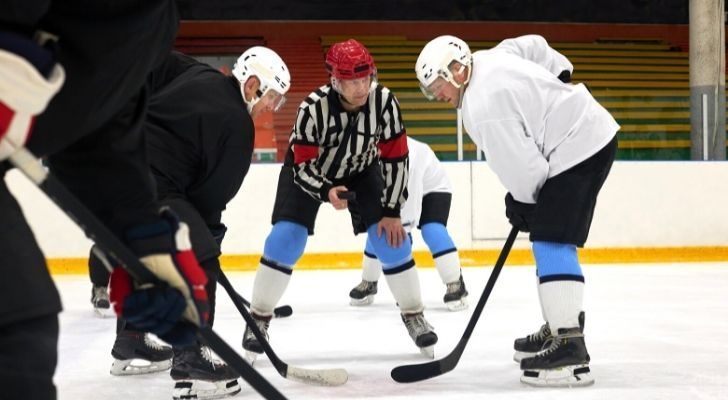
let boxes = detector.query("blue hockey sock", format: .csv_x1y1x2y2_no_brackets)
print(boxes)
262,221,308,268
421,222,456,257
532,241,583,282
366,224,413,273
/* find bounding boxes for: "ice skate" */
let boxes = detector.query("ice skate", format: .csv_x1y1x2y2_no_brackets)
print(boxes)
520,327,593,387
242,314,271,364
401,312,438,358
91,285,113,318
443,274,468,311
110,331,173,376
513,311,585,362
171,345,241,400
349,280,378,306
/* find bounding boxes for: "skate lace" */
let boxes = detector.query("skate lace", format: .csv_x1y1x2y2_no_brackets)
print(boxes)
200,346,224,369
534,330,581,358
143,335,166,351
527,323,551,343
355,280,374,291
404,313,432,336
247,318,270,340
93,286,109,300
446,280,461,295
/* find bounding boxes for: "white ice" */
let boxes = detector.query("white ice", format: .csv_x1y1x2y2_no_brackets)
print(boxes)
55,263,728,400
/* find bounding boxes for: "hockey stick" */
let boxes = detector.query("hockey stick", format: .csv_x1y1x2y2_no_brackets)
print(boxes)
390,226,519,383
241,294,292,319
8,148,287,400
218,270,292,318
217,271,348,386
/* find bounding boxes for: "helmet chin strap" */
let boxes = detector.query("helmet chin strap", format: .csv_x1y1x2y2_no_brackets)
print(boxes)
453,64,471,109
240,85,260,114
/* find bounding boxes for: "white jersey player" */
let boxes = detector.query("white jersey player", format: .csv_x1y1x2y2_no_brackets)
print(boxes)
349,137,468,311
415,34,618,387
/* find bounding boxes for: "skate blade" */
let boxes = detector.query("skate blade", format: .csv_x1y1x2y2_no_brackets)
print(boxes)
110,358,172,376
445,296,469,311
244,350,259,365
513,350,537,363
93,307,115,318
349,295,375,306
521,364,594,387
419,345,435,359
173,379,241,400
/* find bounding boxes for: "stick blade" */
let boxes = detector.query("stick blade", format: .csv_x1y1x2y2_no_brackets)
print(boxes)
274,305,293,318
390,360,449,383
286,366,349,386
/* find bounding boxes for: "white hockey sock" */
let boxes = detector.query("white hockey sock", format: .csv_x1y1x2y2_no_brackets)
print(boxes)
433,250,461,284
361,253,382,282
538,280,584,332
384,265,424,314
537,274,547,322
250,263,291,317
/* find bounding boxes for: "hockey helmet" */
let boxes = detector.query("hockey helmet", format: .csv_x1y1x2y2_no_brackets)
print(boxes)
232,46,291,113
415,35,472,100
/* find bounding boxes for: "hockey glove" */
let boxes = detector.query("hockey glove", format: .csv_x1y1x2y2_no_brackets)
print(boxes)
110,208,210,346
0,33,64,161
505,192,536,233
209,223,227,247
557,70,572,83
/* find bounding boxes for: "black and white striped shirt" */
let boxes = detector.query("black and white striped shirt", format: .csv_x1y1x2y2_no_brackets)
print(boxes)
290,84,409,217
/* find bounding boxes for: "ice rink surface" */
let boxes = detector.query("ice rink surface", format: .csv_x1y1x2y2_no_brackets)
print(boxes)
55,263,728,400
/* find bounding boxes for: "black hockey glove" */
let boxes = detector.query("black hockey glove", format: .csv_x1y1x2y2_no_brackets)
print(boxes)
557,70,572,83
209,223,227,247
505,192,536,233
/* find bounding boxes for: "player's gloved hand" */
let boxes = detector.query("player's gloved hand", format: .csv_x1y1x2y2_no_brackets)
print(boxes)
0,32,65,161
110,208,210,346
209,223,227,247
505,192,536,232
557,69,572,83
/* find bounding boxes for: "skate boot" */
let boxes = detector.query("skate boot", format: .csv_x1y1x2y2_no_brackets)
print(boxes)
443,274,468,311
349,280,378,306
171,345,241,400
242,314,271,364
91,285,113,317
110,330,173,376
520,327,593,387
401,312,438,358
513,311,585,362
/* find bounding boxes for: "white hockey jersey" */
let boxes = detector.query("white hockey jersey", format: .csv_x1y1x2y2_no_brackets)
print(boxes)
400,137,451,231
461,35,619,204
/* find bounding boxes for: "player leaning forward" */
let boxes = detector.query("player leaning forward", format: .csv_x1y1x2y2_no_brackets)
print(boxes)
243,39,439,359
416,34,618,386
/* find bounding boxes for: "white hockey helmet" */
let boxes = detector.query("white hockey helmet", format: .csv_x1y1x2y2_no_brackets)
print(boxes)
232,46,291,113
415,35,472,100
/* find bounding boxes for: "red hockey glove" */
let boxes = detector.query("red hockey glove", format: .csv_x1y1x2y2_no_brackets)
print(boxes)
110,208,209,346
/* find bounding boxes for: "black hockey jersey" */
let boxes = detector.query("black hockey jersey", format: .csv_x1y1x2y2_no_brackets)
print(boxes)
145,52,254,226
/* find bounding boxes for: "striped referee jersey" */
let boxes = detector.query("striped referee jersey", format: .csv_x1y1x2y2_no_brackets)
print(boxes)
290,83,409,217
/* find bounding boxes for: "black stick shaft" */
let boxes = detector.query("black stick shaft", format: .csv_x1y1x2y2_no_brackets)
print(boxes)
9,149,286,400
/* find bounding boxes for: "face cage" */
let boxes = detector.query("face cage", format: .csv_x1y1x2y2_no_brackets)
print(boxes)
419,63,470,101
419,68,454,101
256,87,287,112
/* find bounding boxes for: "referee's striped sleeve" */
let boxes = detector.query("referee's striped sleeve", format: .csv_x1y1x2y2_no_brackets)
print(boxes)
291,105,331,202
378,92,409,216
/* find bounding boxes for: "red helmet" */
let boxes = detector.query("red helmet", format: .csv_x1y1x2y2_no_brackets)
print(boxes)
325,39,376,80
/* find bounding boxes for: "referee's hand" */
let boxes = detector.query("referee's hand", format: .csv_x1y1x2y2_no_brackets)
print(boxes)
328,186,349,210
377,217,406,248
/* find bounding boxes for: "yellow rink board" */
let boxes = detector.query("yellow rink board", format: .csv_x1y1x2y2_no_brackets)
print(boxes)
47,246,728,274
